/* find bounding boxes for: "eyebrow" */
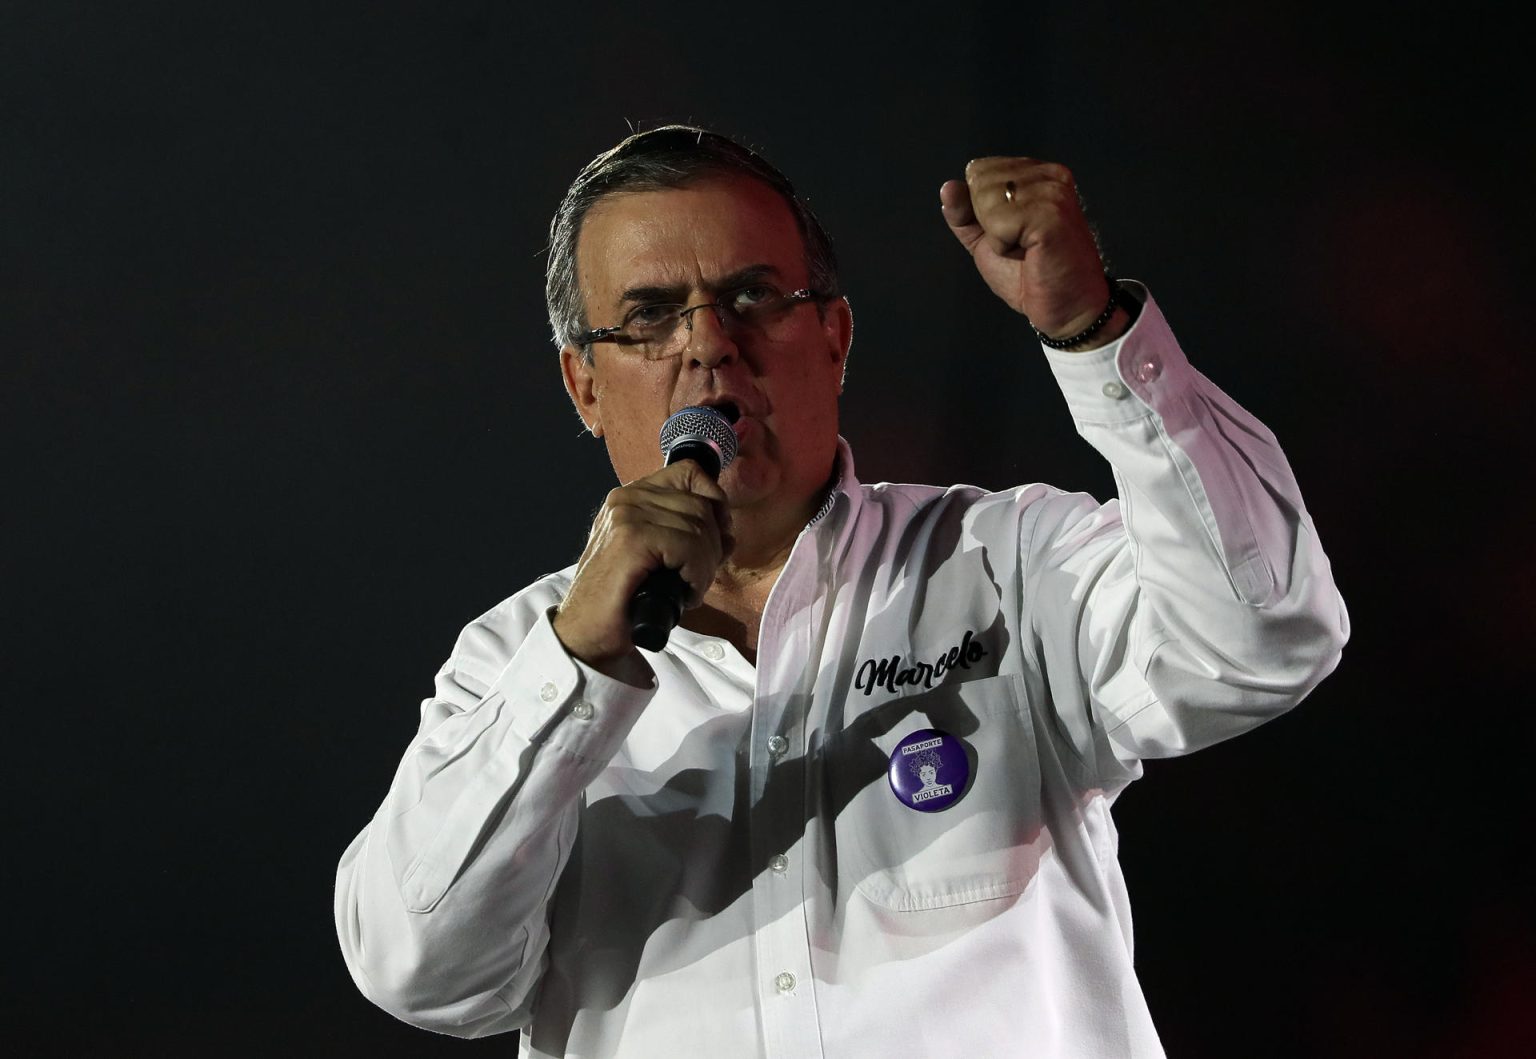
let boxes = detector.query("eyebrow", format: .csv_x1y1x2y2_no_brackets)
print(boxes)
618,264,783,306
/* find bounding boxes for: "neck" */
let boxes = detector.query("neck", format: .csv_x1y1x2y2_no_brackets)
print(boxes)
724,494,813,574
689,449,840,656
725,443,840,572
683,487,821,662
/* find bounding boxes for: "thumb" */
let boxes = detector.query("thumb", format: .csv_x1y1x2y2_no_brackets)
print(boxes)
663,457,728,502
939,178,985,255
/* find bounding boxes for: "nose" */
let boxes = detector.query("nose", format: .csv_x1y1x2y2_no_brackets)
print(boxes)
682,302,738,369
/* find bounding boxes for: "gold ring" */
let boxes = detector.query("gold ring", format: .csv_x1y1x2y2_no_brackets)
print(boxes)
1004,180,1016,204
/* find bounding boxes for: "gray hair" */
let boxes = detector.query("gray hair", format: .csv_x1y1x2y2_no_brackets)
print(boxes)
545,125,841,362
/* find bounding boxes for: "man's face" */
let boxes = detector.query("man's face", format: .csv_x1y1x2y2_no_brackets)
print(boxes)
561,173,852,514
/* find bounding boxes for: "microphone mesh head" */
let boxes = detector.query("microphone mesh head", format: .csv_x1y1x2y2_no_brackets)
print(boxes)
659,406,739,473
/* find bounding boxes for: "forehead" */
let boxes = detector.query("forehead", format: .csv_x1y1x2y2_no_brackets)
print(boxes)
575,174,806,303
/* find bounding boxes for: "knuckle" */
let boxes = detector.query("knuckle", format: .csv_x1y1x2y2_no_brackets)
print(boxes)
605,517,640,544
966,156,995,181
1041,181,1074,206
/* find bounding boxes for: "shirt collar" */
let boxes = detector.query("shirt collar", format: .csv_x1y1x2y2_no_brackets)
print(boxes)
807,437,858,528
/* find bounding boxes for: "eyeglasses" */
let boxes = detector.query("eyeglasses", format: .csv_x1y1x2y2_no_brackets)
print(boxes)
578,284,827,360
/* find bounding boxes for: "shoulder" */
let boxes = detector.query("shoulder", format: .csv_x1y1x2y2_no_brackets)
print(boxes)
439,566,577,694
855,478,1086,530
844,479,1122,572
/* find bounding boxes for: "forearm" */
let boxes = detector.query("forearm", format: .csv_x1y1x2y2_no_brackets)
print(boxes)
334,603,654,1034
1033,284,1349,761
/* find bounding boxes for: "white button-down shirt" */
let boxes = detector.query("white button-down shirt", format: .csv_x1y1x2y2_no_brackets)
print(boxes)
335,285,1349,1058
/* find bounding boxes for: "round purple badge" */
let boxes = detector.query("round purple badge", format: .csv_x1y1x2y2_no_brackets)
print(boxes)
887,728,970,812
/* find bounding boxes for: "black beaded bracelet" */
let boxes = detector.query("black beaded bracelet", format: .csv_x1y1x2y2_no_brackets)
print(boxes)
1031,277,1130,350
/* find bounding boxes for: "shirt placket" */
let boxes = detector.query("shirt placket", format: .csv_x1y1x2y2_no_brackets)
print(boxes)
749,547,826,1059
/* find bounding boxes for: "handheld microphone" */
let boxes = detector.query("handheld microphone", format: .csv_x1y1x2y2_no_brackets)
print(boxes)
628,406,740,652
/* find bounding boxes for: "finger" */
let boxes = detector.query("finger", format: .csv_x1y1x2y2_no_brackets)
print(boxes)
974,169,1074,218
958,160,1065,257
940,178,976,225
600,500,724,602
654,458,729,502
612,489,724,542
939,178,985,254
967,162,1073,223
980,198,1060,256
964,156,1026,193
963,156,1005,177
634,465,728,519
625,466,730,547
965,156,1071,186
608,504,717,543
973,178,1083,256
647,459,731,540
669,526,726,606
604,522,720,610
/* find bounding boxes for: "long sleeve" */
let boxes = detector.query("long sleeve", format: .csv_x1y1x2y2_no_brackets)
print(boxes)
1025,282,1349,776
332,282,1349,1056
334,586,655,1037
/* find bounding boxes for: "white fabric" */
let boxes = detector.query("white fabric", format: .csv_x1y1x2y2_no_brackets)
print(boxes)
335,285,1349,1058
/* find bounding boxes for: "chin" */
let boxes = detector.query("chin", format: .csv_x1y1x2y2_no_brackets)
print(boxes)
720,459,778,507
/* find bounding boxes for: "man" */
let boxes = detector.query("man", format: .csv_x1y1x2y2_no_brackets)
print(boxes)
335,126,1348,1057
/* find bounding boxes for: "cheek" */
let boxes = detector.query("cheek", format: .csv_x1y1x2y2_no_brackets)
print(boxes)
604,429,663,485
786,361,842,420
597,378,679,477
609,412,663,462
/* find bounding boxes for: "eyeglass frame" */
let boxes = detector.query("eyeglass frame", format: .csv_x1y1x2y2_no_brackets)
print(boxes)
575,287,829,354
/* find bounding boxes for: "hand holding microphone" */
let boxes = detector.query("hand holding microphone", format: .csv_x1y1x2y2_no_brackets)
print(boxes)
553,407,738,681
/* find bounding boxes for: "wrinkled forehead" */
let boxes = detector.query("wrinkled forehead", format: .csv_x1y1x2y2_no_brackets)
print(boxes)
575,174,808,306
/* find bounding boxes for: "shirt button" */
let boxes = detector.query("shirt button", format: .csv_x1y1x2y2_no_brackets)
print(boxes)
774,971,796,994
769,853,789,874
539,682,559,702
767,735,789,758
1134,356,1161,383
701,642,725,661
571,700,593,721
1102,380,1128,400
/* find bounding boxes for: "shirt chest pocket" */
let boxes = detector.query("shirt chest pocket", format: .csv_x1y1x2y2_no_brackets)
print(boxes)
839,673,1044,912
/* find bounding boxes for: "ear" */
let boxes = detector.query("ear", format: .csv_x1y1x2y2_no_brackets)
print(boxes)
560,345,604,437
823,296,854,394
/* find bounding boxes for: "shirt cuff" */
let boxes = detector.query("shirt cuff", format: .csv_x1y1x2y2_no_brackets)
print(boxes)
1041,281,1196,426
491,607,657,764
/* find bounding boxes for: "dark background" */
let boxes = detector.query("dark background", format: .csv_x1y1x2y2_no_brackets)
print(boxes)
5,1,1532,1055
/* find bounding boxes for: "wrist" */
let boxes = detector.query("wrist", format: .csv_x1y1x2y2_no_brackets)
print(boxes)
1057,305,1132,352
553,609,651,686
1033,278,1139,352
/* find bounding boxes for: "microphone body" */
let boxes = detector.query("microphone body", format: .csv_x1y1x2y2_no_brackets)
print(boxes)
628,407,739,652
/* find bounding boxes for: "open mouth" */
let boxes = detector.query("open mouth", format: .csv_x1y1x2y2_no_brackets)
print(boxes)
707,401,741,424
